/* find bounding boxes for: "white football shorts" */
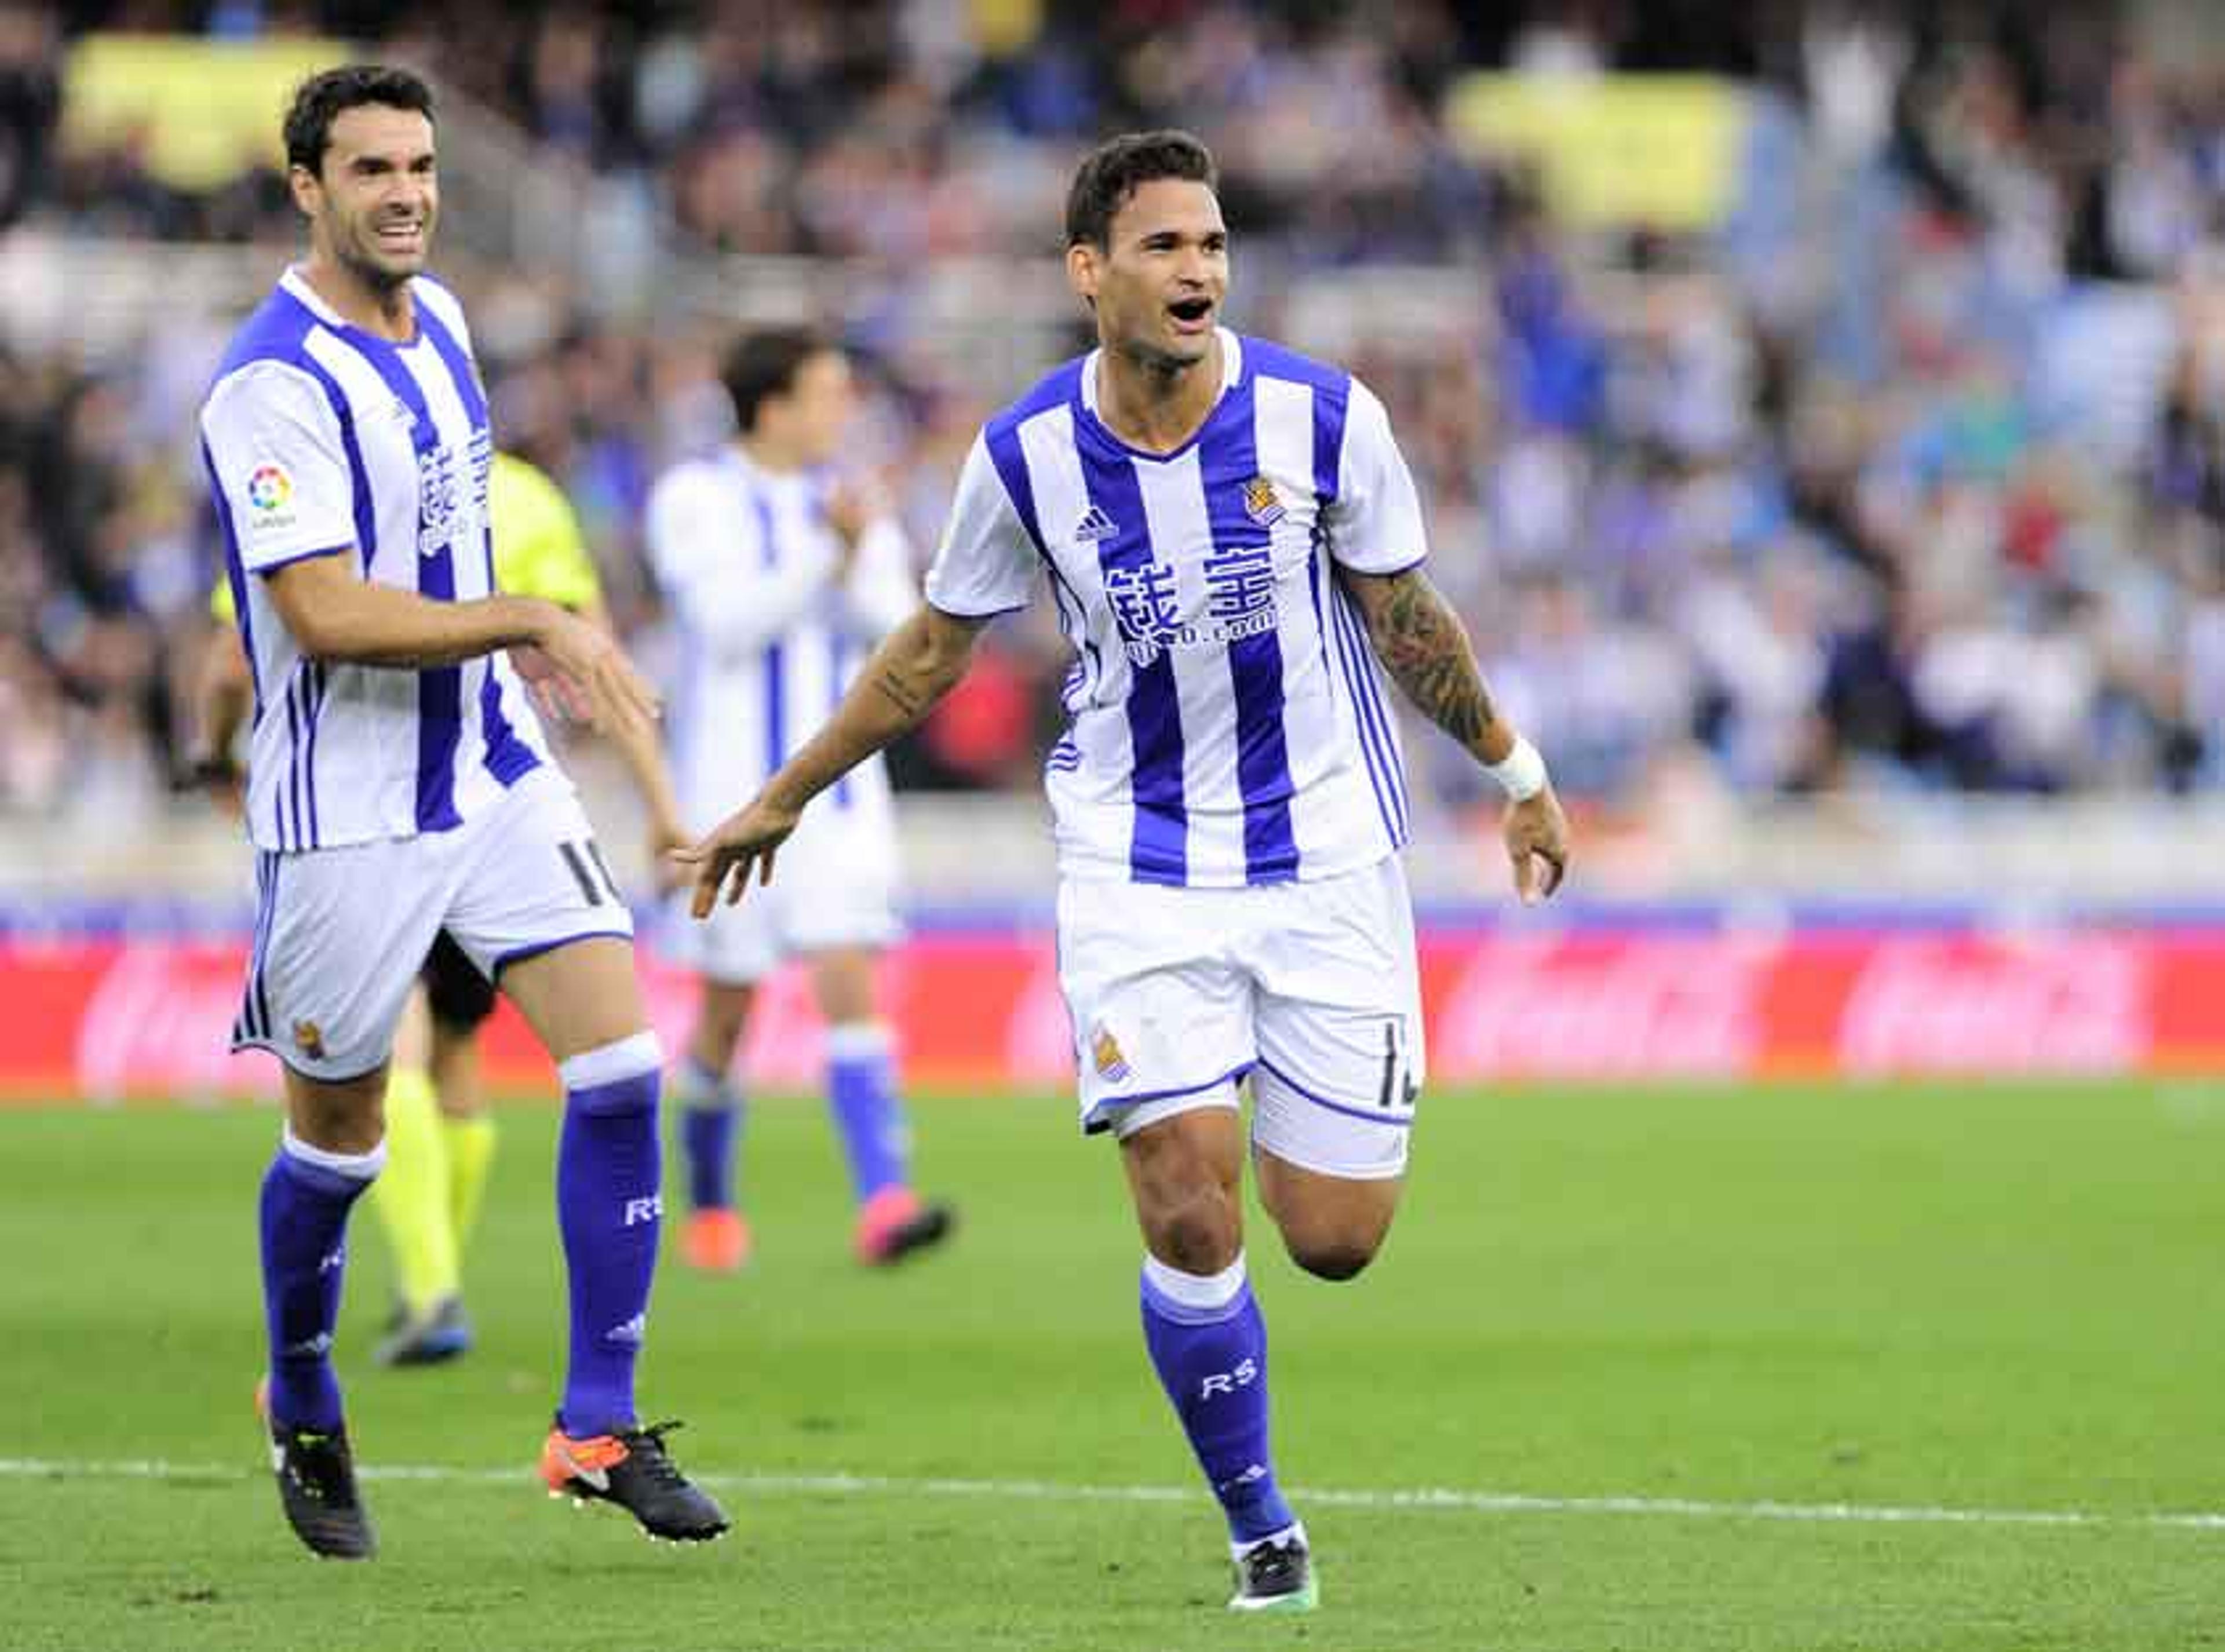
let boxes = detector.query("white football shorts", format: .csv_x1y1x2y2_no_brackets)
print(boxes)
231,766,635,1081
1056,853,1425,1180
659,792,902,986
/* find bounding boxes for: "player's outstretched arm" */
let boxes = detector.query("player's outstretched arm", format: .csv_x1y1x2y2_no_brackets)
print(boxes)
672,604,988,918
264,552,661,739
1340,564,1570,902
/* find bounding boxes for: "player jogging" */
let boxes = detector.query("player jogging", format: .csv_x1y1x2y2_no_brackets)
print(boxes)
648,329,954,1274
676,130,1569,1610
195,450,690,1366
198,64,723,1558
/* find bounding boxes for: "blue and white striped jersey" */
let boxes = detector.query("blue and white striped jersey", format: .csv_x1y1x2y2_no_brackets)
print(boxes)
925,331,1425,888
198,268,552,853
646,448,915,834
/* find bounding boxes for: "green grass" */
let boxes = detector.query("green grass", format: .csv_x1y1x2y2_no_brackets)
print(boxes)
5,1080,2225,1649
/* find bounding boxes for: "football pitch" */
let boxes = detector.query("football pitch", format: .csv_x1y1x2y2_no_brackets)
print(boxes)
5,1077,2223,1651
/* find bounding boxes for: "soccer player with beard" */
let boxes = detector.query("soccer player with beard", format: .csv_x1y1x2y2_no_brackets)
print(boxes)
675,130,1570,1611
198,64,723,1558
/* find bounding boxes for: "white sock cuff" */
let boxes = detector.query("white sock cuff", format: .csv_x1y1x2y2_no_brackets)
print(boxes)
1143,1250,1248,1312
281,1127,386,1181
673,1052,731,1105
558,1030,664,1092
825,1021,891,1062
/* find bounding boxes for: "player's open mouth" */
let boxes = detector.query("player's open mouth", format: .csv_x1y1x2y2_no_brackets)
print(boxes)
1167,297,1213,333
375,221,424,249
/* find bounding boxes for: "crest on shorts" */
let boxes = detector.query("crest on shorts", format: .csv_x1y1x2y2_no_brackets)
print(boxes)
1089,1024,1131,1084
1241,476,1285,527
292,1020,326,1060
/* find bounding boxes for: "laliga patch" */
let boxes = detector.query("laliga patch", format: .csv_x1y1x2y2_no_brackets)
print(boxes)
245,463,298,532
247,464,293,512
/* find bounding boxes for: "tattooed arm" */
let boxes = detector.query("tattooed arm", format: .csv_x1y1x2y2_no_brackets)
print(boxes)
1340,564,1519,764
673,604,987,916
1341,564,1570,899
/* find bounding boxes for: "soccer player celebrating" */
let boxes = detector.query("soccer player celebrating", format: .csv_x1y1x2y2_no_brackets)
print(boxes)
196,451,690,1370
676,131,1570,1611
647,329,954,1274
198,64,724,1557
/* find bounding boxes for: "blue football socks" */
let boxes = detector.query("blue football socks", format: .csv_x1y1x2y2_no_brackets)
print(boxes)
674,1053,741,1213
260,1130,384,1432
555,1033,663,1439
826,1022,909,1204
1139,1252,1297,1548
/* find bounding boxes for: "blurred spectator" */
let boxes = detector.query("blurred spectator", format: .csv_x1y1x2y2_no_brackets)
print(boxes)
13,0,2225,840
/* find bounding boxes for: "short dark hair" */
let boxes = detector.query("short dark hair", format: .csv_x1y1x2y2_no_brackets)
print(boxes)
721,327,833,435
283,64,436,177
1064,130,1218,249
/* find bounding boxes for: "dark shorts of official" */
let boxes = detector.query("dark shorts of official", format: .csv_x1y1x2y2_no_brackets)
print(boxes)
422,929,498,1033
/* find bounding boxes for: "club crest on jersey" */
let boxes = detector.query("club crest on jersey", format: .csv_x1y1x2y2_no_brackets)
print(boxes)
1090,1024,1131,1084
1241,475,1285,527
292,1020,326,1060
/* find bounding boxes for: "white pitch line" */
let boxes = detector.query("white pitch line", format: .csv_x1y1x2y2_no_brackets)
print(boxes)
2,1458,2223,1533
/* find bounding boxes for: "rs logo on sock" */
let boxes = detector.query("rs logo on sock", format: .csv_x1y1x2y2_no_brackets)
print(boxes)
622,1194,663,1227
1199,1358,1259,1400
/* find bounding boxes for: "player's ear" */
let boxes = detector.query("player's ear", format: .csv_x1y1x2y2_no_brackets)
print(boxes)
1066,241,1100,308
287,163,322,221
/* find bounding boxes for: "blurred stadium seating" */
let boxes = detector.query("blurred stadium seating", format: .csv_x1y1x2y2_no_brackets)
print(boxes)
13,0,2225,1093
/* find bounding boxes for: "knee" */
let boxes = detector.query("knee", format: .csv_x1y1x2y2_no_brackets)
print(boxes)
1142,1182,1242,1275
1281,1219,1389,1282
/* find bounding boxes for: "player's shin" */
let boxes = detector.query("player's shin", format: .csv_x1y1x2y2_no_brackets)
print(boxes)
261,1130,386,1429
826,1021,907,1202
1139,1252,1297,1547
674,1053,742,1212
554,1033,663,1438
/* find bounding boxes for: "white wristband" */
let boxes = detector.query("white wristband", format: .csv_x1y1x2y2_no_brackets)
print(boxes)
1486,734,1548,803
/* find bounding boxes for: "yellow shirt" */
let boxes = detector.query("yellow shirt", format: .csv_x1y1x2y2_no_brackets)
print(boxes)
211,452,599,620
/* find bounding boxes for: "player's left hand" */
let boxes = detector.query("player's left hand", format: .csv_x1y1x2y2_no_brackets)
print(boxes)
669,794,803,918
1504,783,1570,905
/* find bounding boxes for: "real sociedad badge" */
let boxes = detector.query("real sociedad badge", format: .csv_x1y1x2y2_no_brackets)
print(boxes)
1242,476,1285,527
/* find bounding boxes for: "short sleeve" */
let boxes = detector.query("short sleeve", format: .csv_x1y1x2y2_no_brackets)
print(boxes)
923,433,1038,618
645,464,754,592
200,363,359,574
1325,377,1428,575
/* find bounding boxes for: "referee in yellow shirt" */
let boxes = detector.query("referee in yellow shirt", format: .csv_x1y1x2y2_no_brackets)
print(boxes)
195,453,685,1365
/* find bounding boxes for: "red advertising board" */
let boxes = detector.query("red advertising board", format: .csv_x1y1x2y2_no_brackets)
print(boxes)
7,922,2225,1102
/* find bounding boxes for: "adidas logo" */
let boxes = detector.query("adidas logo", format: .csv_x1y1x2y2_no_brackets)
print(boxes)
282,1332,334,1358
1074,505,1119,544
604,1313,647,1347
317,1246,345,1275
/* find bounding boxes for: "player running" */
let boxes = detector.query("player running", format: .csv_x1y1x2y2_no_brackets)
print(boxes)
198,64,723,1558
675,130,1569,1610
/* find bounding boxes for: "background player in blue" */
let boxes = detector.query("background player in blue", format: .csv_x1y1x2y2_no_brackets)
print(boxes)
649,329,955,1274
676,130,1571,1612
196,65,724,1557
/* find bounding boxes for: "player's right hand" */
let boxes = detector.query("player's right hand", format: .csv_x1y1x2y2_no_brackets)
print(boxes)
516,606,661,738
669,794,802,918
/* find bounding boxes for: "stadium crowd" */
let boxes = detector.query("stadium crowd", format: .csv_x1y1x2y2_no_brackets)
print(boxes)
8,0,2225,832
